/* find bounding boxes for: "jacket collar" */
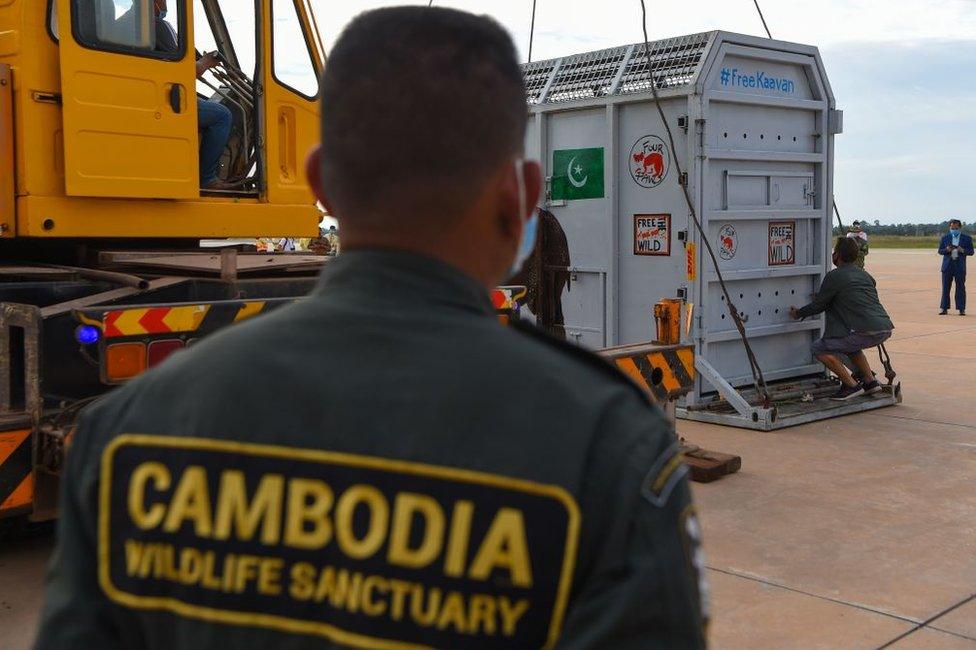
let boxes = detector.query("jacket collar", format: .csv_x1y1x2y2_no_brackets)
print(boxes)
313,249,495,317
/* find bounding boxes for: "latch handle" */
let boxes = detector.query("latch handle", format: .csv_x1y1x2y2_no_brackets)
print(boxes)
169,84,183,114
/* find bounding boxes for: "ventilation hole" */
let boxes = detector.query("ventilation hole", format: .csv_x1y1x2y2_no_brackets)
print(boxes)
42,219,55,231
775,290,779,296
757,292,762,298
720,295,725,301
743,133,747,138
791,289,795,295
775,308,780,314
760,134,765,140
758,310,762,316
650,367,664,386
793,136,797,142
777,135,782,140
723,132,728,138
721,314,726,319
739,293,743,299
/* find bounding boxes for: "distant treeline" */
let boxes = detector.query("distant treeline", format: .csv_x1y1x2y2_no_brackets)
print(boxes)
832,222,955,236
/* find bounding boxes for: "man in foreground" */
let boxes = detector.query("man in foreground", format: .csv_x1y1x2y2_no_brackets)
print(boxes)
938,219,973,315
791,237,894,400
36,7,705,649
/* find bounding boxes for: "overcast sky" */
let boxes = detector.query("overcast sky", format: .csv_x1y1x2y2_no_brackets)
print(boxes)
301,0,975,225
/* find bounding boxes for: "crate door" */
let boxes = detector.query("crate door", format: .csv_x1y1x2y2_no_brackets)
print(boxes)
57,0,199,198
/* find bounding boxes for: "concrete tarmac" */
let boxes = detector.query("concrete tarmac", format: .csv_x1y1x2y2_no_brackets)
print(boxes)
1,249,974,648
688,249,976,648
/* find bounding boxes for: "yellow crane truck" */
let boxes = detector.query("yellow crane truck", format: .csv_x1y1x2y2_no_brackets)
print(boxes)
0,1,735,532
0,0,325,530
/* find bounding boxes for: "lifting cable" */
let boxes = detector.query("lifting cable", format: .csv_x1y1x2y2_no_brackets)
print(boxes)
751,0,773,39
637,0,771,406
527,0,538,62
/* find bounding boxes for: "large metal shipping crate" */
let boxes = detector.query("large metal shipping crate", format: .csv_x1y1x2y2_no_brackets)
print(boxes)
521,31,899,429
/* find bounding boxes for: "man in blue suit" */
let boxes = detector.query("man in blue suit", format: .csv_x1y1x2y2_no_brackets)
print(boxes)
939,219,974,315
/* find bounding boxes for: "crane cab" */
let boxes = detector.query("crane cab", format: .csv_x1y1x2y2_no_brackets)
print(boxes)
0,0,324,239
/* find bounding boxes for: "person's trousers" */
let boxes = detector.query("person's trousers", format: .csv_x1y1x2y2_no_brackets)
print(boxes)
198,99,233,186
941,269,966,311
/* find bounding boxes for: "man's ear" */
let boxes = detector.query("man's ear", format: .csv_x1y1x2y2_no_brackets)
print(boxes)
523,159,543,214
304,145,334,214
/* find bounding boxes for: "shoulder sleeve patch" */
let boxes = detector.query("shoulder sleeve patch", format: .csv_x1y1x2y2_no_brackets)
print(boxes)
640,442,689,508
98,434,581,649
508,319,654,406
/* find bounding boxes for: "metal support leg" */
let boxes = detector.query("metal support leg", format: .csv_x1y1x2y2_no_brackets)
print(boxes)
695,356,776,427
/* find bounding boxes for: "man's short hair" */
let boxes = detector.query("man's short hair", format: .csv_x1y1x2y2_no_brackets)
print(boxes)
836,236,859,264
950,219,963,228
319,7,527,226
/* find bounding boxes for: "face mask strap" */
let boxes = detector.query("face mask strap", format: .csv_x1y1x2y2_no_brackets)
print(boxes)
506,157,538,277
513,157,527,224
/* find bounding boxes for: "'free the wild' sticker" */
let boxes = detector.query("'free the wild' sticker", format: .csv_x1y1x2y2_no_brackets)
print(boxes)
99,435,579,650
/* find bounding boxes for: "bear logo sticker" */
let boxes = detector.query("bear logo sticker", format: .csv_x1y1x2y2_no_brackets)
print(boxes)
718,224,737,261
629,135,671,189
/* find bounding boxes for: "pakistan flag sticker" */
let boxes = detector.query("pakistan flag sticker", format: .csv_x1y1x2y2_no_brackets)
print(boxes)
551,148,605,201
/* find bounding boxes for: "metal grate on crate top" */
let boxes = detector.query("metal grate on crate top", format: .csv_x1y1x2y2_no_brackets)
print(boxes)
523,31,715,105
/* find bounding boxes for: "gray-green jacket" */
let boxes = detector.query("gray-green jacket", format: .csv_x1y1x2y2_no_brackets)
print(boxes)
796,264,893,338
36,251,706,650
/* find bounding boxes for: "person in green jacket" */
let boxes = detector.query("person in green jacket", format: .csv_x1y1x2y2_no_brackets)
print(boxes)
790,237,894,401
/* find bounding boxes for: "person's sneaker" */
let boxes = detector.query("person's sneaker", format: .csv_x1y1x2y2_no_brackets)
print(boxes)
939,310,948,315
862,379,883,395
961,310,966,316
830,384,865,401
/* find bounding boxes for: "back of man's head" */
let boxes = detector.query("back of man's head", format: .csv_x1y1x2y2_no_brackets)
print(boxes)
836,236,859,264
950,219,963,229
316,7,527,228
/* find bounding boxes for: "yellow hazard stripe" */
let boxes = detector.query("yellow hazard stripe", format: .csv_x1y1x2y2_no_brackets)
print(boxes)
0,429,29,466
161,305,210,332
234,301,266,322
615,357,645,387
0,429,32,512
111,308,148,336
1,474,32,511
677,348,695,380
648,352,681,394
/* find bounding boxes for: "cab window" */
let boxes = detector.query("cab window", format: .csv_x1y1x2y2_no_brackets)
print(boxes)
48,0,59,40
70,0,185,60
271,0,319,99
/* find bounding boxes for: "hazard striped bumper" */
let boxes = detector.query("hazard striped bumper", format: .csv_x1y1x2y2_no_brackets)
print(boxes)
599,342,695,403
73,298,294,384
0,429,32,516
81,298,293,340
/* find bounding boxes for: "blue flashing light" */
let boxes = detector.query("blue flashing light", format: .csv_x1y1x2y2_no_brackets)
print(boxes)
75,324,101,345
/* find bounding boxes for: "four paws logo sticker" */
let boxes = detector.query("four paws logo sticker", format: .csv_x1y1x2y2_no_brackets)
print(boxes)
629,135,671,189
718,224,737,261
